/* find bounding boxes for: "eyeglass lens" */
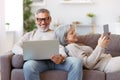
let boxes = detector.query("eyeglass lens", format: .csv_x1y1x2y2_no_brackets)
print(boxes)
37,17,49,22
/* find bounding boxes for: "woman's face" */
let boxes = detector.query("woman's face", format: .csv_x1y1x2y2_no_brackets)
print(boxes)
66,27,78,43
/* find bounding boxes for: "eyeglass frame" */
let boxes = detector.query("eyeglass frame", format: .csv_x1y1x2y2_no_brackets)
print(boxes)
36,17,50,22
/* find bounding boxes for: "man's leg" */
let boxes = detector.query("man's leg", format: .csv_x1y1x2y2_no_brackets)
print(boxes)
23,60,51,80
54,57,83,80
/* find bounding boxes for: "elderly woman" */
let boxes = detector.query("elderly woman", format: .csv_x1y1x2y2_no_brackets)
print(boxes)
55,24,120,73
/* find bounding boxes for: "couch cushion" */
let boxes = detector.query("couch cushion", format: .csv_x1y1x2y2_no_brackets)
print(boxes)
106,71,120,80
12,54,24,68
11,69,105,80
78,34,100,49
106,34,120,57
11,69,67,80
83,70,105,80
11,69,25,80
40,70,67,80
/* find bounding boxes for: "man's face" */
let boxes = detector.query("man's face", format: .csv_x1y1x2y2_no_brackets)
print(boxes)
35,12,51,31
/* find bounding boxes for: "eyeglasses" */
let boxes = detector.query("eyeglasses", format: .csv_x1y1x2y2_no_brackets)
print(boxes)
36,17,50,22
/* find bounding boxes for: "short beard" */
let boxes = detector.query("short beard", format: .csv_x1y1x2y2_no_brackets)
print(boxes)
36,25,49,32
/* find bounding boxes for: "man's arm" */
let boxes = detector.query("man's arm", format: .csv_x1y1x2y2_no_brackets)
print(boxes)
12,32,32,54
50,45,67,64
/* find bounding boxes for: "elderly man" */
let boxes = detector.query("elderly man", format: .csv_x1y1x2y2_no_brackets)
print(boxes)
12,8,83,80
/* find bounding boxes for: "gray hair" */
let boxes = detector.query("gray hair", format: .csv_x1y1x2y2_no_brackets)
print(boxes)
35,8,50,18
55,24,72,46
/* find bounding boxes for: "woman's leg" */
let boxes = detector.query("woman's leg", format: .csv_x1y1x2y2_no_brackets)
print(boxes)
54,57,83,80
104,57,120,73
23,60,52,80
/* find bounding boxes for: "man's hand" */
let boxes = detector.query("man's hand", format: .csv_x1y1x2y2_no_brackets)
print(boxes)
51,54,65,64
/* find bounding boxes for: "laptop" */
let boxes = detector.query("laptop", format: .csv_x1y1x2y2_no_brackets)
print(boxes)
23,40,59,60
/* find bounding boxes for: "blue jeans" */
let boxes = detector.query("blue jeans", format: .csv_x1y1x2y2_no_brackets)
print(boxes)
23,57,83,80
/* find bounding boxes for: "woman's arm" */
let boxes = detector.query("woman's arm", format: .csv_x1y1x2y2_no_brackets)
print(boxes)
84,34,110,69
66,43,100,69
83,45,105,69
66,34,110,69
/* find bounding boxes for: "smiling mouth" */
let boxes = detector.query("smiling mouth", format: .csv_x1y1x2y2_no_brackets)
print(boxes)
41,27,46,30
41,25,46,27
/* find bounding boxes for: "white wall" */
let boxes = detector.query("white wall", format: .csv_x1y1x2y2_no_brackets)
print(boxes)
4,0,120,46
4,0,23,51
0,0,8,54
5,0,23,42
3,0,120,51
32,0,120,34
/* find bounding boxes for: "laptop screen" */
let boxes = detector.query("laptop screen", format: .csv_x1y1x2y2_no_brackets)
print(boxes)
23,40,59,60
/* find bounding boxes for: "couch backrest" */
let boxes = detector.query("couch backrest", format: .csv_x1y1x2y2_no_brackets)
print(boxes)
78,34,120,57
106,34,120,57
78,34,100,49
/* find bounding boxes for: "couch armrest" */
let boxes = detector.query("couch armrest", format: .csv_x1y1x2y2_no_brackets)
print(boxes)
0,51,14,80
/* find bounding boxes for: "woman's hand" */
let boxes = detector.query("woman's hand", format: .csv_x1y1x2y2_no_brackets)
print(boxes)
97,33,110,48
51,54,65,64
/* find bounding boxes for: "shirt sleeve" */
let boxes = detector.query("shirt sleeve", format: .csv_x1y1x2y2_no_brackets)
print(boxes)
84,45,105,69
59,45,67,58
12,32,31,54
65,43,105,69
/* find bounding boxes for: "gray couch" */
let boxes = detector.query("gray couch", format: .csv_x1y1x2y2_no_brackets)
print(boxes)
1,34,120,80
